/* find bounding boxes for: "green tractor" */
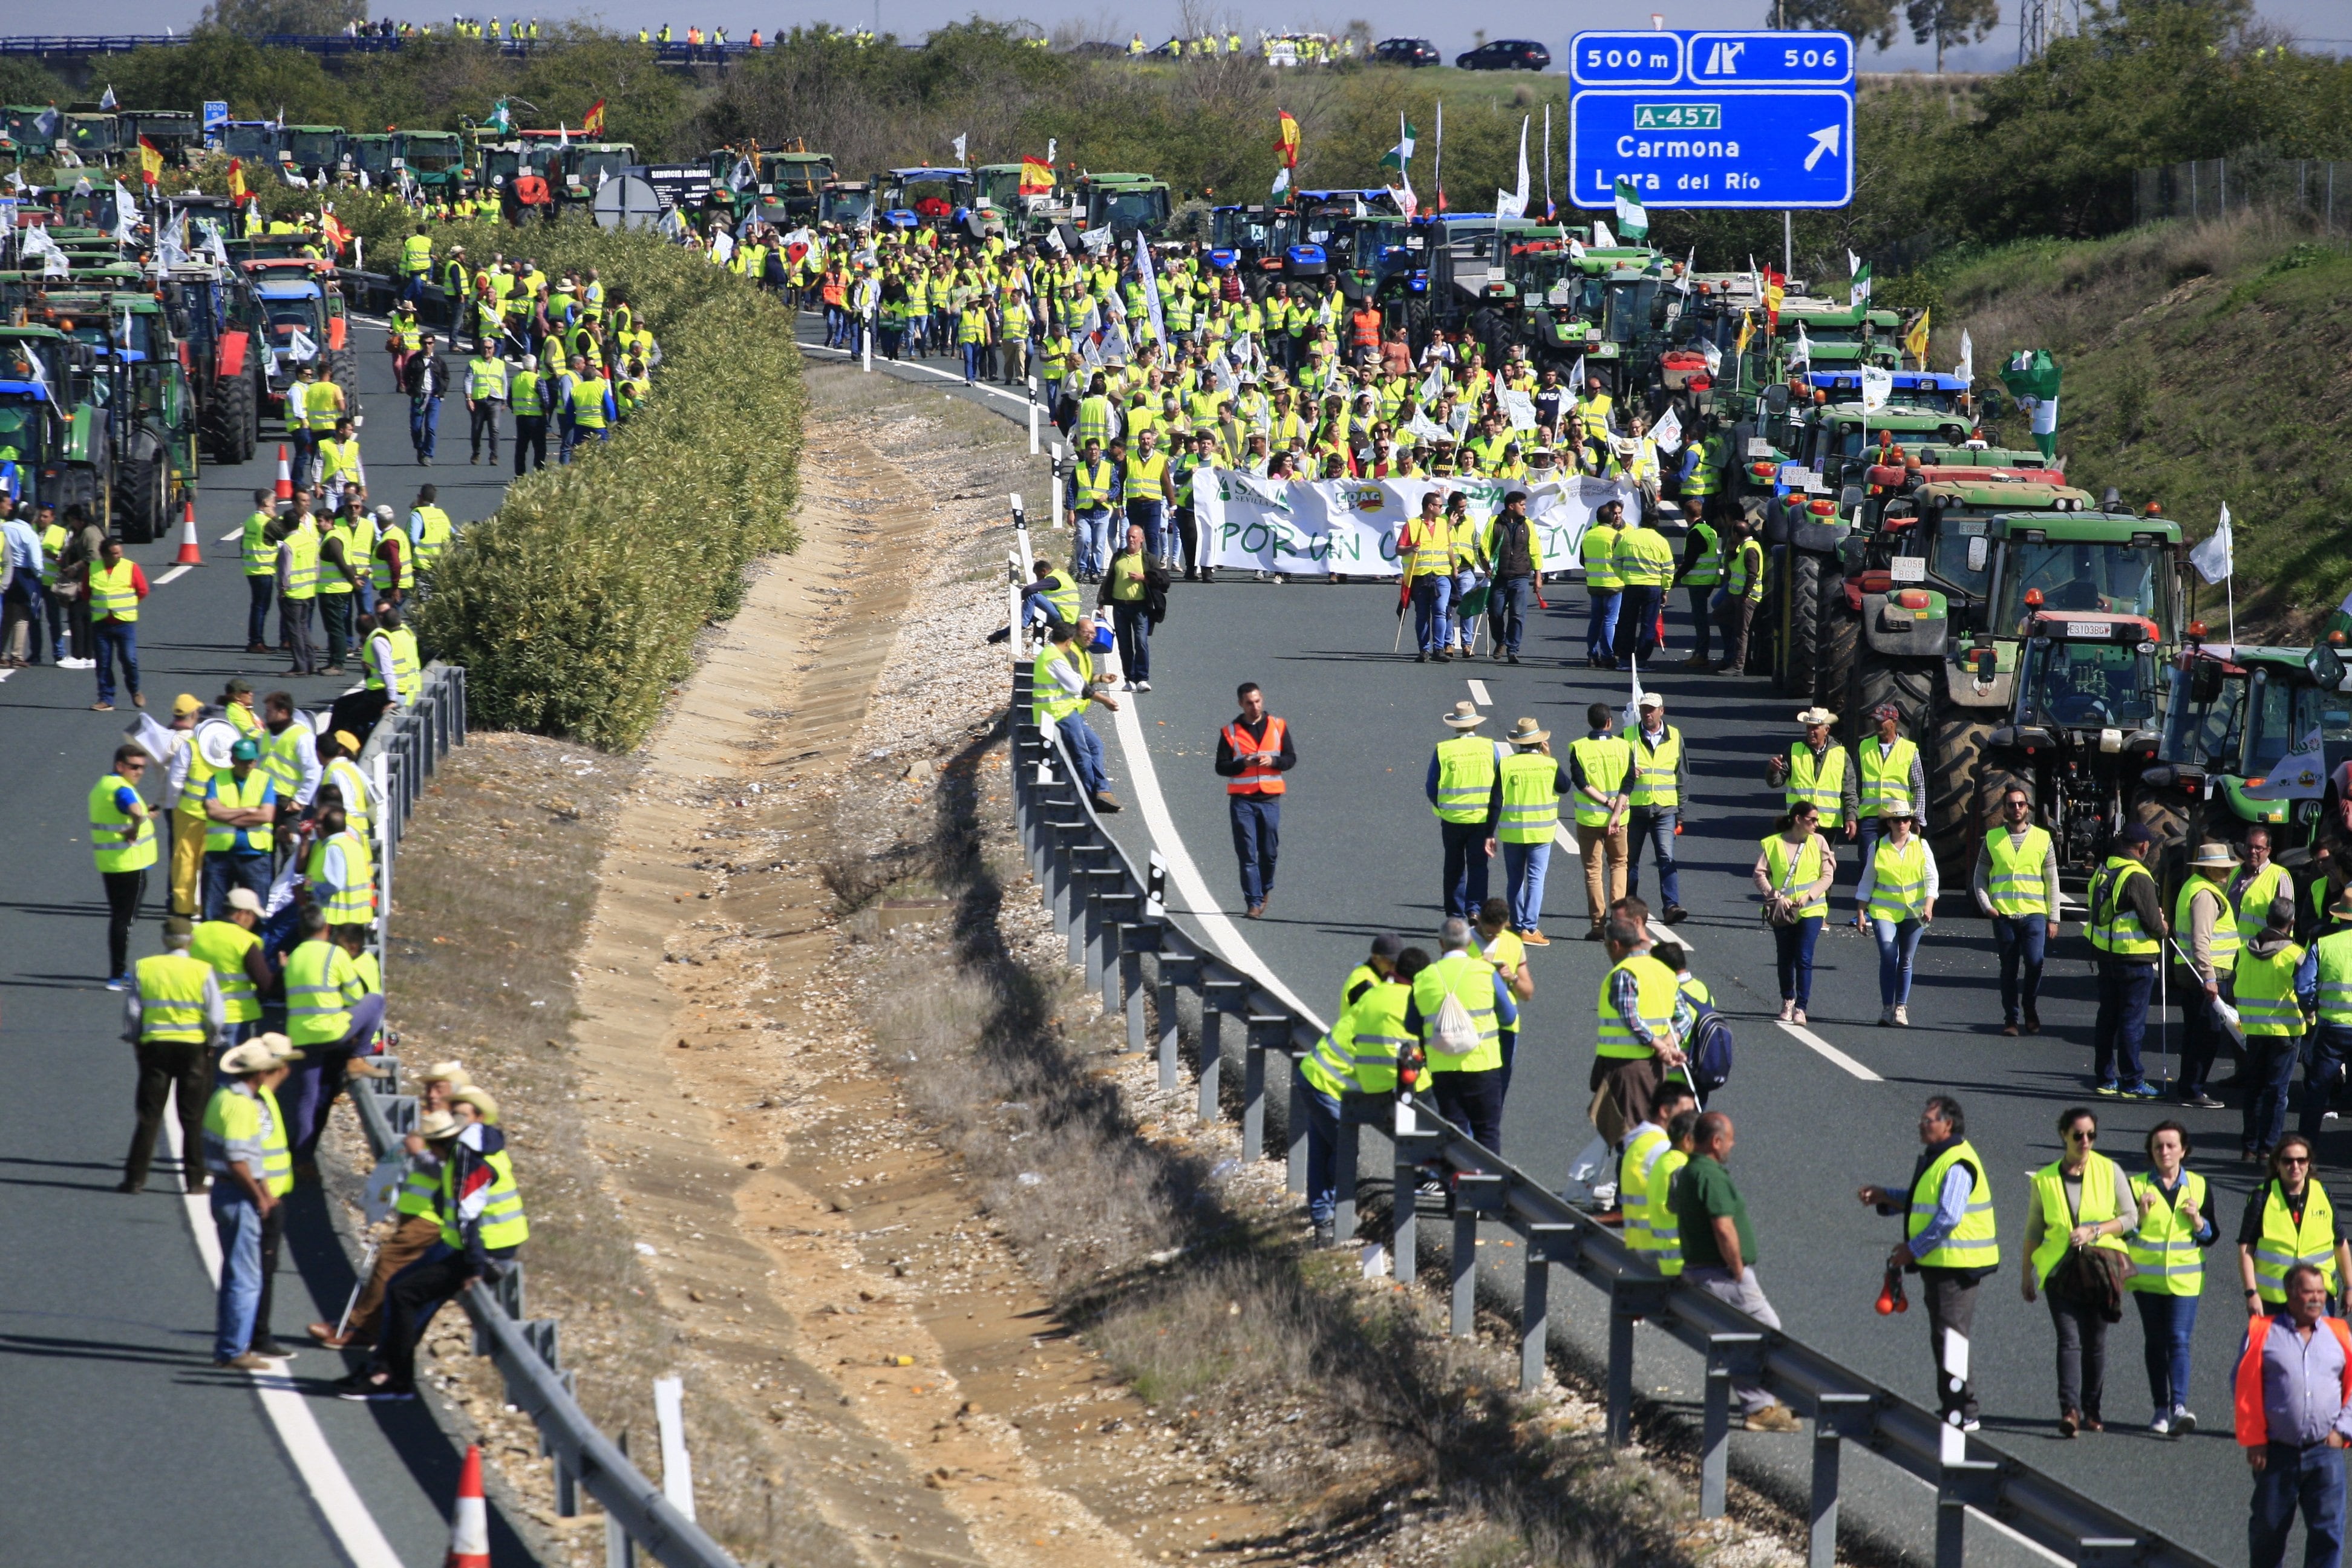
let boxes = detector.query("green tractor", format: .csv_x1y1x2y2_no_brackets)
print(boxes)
391,129,467,195
0,324,113,528
16,292,197,541
2140,638,2352,870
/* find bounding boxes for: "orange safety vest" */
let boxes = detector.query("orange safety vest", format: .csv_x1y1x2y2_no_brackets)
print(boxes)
2235,1314,2352,1447
1223,716,1287,796
1349,309,1382,350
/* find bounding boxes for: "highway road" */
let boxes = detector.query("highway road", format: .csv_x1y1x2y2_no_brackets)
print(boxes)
0,332,534,1566
806,324,2309,1566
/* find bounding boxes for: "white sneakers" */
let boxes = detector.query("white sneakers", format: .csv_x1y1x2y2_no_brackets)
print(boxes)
1894,1004,1910,1027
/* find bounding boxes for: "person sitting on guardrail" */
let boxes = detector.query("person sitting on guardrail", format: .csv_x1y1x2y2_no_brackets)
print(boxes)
1032,616,1120,814
312,1062,465,1351
1671,1112,1803,1432
1298,947,1426,1247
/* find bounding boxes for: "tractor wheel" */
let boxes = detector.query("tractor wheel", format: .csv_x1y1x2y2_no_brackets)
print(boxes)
1403,296,1431,353
1818,571,1855,713
2134,791,2192,903
1784,550,1824,701
209,367,258,466
1929,711,1994,892
116,443,168,544
1849,655,1936,740
329,347,359,410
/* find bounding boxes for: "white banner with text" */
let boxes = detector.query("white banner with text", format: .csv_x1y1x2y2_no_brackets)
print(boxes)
1197,471,1638,577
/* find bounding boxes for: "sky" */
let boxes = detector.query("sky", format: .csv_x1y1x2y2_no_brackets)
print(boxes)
2,0,2344,72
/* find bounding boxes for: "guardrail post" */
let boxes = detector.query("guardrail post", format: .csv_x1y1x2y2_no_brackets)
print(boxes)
1333,1096,1383,1246
1606,1278,1669,1448
1117,923,1155,1053
1808,1391,1873,1568
1086,881,1134,1000
1518,1223,1578,1392
1935,1459,1999,1568
474,1263,526,1355
1285,1065,1308,1194
606,1429,637,1568
1155,952,1195,1091
1450,1173,1506,1337
1700,1332,1765,1518
1197,976,1246,1123
1071,850,1112,973
1390,1096,1443,1287
1241,1014,1287,1161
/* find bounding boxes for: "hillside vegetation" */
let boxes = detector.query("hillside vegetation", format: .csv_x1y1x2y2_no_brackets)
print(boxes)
1913,214,2352,632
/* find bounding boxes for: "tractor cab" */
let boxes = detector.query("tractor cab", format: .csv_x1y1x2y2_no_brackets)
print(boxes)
881,166,978,229
2154,639,2352,844
818,181,874,226
1074,173,1171,239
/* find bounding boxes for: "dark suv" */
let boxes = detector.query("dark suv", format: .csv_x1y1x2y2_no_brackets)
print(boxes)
1455,38,1552,71
1376,36,1442,65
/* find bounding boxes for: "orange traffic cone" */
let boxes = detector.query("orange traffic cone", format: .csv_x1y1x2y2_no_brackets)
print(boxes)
173,499,204,566
445,1443,489,1567
275,443,293,501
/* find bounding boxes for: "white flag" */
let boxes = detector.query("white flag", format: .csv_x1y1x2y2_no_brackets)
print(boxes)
1592,218,1616,248
1847,247,1861,278
1046,137,1056,164
285,327,319,362
1955,330,1973,384
1651,407,1683,453
1494,116,1529,220
1791,321,1812,368
1135,231,1165,345
1270,165,1290,197
1697,336,1722,376
1859,364,1893,413
1569,354,1586,388
2189,502,2233,586
952,132,968,164
99,83,118,110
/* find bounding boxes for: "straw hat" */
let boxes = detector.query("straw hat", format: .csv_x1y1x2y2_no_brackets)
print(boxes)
2189,841,2237,871
1796,707,1838,728
1441,701,1485,730
1504,717,1549,746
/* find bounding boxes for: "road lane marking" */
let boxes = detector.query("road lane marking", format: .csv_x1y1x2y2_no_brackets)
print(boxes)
1777,1020,1882,1081
802,341,1037,413
218,527,245,543
154,564,194,586
162,1116,405,1567
1466,678,1492,706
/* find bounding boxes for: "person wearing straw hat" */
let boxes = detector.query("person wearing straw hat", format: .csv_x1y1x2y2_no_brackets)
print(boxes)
1426,700,1501,920
1766,707,1858,844
203,1036,296,1369
1855,804,1937,1027
1496,717,1567,944
2174,841,2240,1109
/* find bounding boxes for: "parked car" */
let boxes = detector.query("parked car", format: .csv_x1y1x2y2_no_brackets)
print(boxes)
1376,36,1442,65
1455,38,1552,71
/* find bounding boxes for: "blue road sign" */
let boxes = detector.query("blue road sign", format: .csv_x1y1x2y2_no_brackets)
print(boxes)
202,100,229,129
1569,30,1855,210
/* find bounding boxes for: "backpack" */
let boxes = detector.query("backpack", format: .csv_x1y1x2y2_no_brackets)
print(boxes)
1432,989,1481,1057
1685,1000,1734,1097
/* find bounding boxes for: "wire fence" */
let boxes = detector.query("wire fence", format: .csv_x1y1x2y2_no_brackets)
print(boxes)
1005,650,2220,1568
344,662,742,1568
2134,158,2351,230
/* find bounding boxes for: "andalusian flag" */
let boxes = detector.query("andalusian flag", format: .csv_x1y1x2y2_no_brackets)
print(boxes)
1019,158,1053,195
1904,307,1932,366
227,157,246,201
1380,115,1417,171
136,135,163,188
581,97,607,137
1274,108,1300,169
1849,256,1872,308
1612,176,1648,240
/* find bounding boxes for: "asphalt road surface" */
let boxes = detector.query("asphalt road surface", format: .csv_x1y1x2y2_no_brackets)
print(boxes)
808,323,2302,1566
0,329,534,1566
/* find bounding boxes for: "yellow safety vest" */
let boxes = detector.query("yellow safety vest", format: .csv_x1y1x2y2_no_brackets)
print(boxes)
439,1147,530,1250
2236,863,2292,948
284,937,362,1045
1301,978,1411,1097
257,1083,294,1195
1726,536,1765,602
2251,1180,2339,1304
281,521,320,599
2028,1151,2129,1287
1030,644,1092,728
2315,929,2352,1025
1909,1140,2000,1270
134,950,214,1044
364,626,422,702
1620,1124,1668,1258
1783,746,1847,826
319,520,364,595
1579,523,1622,590
1496,752,1560,844
203,770,276,855
2126,1169,2208,1298
1612,526,1675,589
510,369,542,416
1866,835,1931,923
411,506,452,570
2088,856,2159,958
2236,941,2307,1037
88,773,157,873
1413,950,1503,1073
1596,952,1677,1060
570,376,610,429
189,918,263,1024
1762,832,1829,921
1431,734,1498,825
305,828,374,926
1038,569,1080,624
242,509,279,576
2176,875,2239,974
1681,521,1722,587
1627,726,1681,809
89,558,139,620
1857,736,1920,817
1985,826,2054,919
466,356,508,400
1647,1146,1690,1276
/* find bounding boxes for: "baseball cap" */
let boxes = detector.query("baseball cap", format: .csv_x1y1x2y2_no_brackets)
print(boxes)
1369,933,1404,960
2117,822,2154,845
226,887,263,915
1638,692,1664,710
171,693,202,717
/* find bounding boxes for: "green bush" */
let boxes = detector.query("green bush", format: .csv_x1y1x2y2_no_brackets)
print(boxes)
413,223,805,749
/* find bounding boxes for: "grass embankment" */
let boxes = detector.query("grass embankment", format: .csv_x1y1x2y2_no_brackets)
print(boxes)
414,223,806,749
1894,214,2352,632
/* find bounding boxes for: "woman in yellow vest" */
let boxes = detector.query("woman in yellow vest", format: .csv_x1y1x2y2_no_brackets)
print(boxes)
2128,1120,2213,1436
2020,1106,2134,1435
1855,806,1936,1027
2238,1135,2350,1318
1752,802,1834,1024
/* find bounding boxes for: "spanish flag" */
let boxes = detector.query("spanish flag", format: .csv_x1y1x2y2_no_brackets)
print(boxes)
1019,157,1053,195
1904,307,1932,367
137,134,163,187
227,157,246,201
581,97,607,137
1274,109,1300,169
1763,268,1785,332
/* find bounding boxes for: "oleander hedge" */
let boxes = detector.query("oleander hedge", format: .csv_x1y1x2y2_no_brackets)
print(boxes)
413,222,805,750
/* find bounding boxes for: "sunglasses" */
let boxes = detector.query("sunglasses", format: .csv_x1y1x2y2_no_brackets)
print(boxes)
2282,1155,2313,1166
2068,1128,2097,1143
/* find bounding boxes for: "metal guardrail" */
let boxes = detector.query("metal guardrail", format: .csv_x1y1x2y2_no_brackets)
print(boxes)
338,662,742,1568
1004,657,2219,1568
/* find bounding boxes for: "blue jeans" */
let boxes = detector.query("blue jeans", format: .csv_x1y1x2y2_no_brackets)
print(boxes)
2250,1438,2345,1568
1413,574,1451,653
211,1189,264,1360
1684,584,1714,661
2094,959,2156,1086
1626,806,1679,909
1494,574,1534,652
2305,1023,2352,1137
246,573,274,648
1229,794,1278,906
961,341,982,382
1774,916,1823,1006
2246,1036,2301,1154
1586,588,1619,662
1296,1067,1342,1224
1440,818,1491,920
1872,917,1924,1007
1993,913,2047,1024
1074,508,1112,578
1056,714,1109,798
2131,1290,2198,1415
1111,601,1149,683
410,394,441,458
93,618,137,705
201,852,272,921
1501,839,1549,933
1613,583,1661,665
1450,568,1478,646
1126,498,1165,560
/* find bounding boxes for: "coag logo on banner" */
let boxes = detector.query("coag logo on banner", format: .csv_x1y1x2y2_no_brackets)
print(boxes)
1350,486,1387,512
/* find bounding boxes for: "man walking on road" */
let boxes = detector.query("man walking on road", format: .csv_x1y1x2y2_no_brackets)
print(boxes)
86,535,146,712
91,743,156,988
465,340,507,464
405,332,449,465
120,916,225,1195
1855,702,1926,866
1481,491,1541,664
241,489,279,655
1098,523,1162,694
1712,515,1765,676
1624,693,1689,924
2176,841,2239,1106
1975,784,2060,1036
1568,704,1632,940
1673,1112,1803,1431
1768,707,1857,844
1860,1095,1998,1432
1610,508,1674,670
1580,498,1624,668
2089,822,2167,1099
1427,701,1500,919
2236,1263,2352,1568
1216,682,1293,919
511,353,548,474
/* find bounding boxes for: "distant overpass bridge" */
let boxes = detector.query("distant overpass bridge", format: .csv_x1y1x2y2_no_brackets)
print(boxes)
0,33,776,83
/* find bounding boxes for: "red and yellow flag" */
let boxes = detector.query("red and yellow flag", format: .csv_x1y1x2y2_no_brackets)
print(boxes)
320,207,350,251
227,157,246,201
1274,109,1300,168
137,135,163,187
1019,157,1053,195
1763,268,1785,332
581,97,607,137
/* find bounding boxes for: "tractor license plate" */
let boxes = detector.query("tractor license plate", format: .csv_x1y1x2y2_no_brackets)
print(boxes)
2064,621,2110,639
1889,557,1927,583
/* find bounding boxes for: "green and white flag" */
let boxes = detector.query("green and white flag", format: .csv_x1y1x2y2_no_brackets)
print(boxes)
1380,116,1418,171
1612,177,1648,240
1849,255,1872,309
